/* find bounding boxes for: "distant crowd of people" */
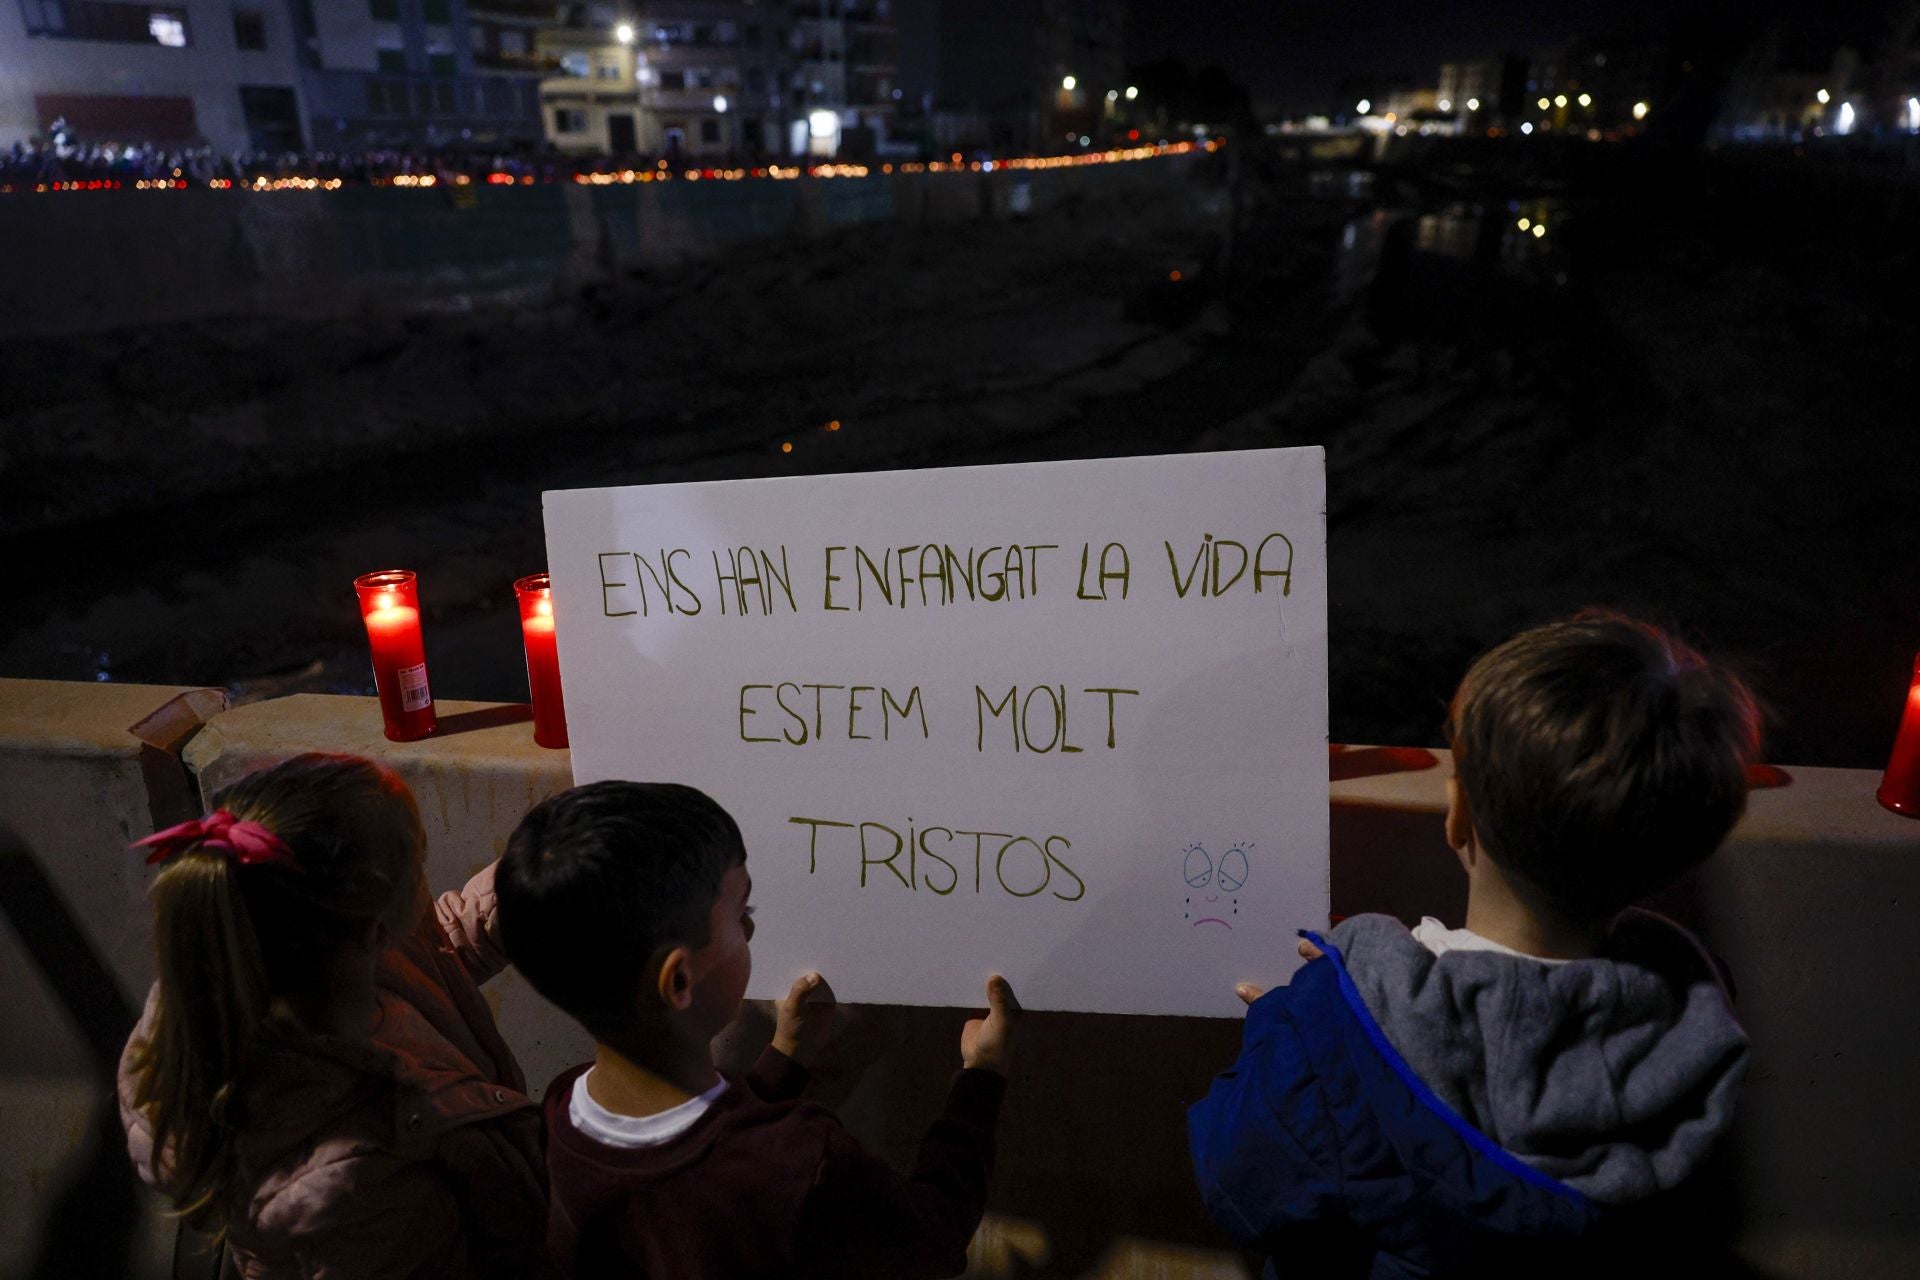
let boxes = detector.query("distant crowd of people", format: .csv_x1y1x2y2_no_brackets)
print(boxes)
3,129,573,189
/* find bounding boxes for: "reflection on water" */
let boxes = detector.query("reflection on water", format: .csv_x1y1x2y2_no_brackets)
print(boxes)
1308,168,1376,200
1336,196,1569,303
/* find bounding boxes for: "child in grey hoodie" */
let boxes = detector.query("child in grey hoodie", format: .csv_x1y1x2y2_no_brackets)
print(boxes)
1191,611,1759,1279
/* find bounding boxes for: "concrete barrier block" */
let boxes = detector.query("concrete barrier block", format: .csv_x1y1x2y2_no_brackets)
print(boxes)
0,677,225,1280
0,678,227,1069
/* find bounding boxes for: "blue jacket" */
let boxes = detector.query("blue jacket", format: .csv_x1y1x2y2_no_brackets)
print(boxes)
1188,912,1748,1279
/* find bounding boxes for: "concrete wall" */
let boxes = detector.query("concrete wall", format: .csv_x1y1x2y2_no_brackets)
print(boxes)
11,680,1908,1278
0,152,1205,338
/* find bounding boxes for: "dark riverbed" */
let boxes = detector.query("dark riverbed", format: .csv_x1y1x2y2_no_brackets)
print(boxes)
4,139,1916,768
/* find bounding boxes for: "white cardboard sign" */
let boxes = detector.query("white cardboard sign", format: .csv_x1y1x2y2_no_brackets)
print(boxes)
542,448,1328,1017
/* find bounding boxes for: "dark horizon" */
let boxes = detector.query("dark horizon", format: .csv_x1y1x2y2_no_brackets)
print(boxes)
1124,0,1910,113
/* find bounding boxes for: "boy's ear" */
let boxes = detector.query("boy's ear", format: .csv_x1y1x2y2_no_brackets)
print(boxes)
1445,778,1478,870
655,946,696,1012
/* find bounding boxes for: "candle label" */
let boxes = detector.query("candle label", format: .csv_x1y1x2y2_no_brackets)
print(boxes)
398,663,433,713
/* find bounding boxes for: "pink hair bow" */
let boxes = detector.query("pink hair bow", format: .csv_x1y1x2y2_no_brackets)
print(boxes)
133,809,298,871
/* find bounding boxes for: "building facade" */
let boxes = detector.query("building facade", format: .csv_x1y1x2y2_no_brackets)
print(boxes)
535,1,906,160
1,0,308,152
0,0,550,154
292,0,547,150
784,0,900,156
539,1,786,157
929,0,1124,154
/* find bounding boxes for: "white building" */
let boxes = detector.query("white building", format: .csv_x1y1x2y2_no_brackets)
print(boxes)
1,0,308,152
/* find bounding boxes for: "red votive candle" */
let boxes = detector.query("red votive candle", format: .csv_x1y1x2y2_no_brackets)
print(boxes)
515,573,569,749
353,570,437,742
1877,651,1920,818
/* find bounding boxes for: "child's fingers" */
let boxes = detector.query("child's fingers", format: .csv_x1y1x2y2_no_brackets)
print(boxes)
785,971,820,1006
1235,983,1266,1005
1297,939,1325,961
986,974,1020,1019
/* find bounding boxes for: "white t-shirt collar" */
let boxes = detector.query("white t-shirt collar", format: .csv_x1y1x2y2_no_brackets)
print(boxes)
569,1069,729,1149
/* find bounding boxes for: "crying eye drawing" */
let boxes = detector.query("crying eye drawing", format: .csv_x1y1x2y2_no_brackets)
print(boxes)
1183,843,1213,888
1218,844,1250,893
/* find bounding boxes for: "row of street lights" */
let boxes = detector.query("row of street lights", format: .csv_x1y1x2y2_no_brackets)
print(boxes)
1062,76,1140,102
1355,94,1652,124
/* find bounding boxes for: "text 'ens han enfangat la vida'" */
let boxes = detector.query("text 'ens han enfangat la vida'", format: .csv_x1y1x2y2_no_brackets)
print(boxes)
588,534,1295,901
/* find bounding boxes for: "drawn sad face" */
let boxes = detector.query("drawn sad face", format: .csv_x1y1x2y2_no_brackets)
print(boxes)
1183,842,1249,929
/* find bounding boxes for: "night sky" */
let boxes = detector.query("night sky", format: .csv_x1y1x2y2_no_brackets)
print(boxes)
1125,0,1905,114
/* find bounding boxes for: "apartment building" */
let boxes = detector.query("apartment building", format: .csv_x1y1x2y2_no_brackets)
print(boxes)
1,0,308,151
540,1,785,158
292,0,546,149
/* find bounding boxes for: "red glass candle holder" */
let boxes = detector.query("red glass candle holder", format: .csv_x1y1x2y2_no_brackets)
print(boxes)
515,573,569,749
1877,651,1920,818
353,570,437,743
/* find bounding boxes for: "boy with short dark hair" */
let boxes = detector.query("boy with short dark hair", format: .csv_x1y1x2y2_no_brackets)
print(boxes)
1190,611,1760,1277
496,780,1013,1280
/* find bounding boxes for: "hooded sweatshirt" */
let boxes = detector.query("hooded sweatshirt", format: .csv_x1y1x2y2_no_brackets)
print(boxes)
542,1047,1004,1279
1188,909,1750,1280
119,864,550,1280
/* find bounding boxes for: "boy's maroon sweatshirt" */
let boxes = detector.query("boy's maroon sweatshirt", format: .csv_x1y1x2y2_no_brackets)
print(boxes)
541,1046,1005,1279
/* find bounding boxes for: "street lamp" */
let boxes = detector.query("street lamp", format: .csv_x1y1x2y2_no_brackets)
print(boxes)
1125,85,1139,101
1577,92,1592,107
1356,98,1371,114
615,22,634,44
1466,97,1480,111
1632,101,1649,120
1816,88,1831,105
713,95,728,114
1106,89,1118,103
1062,75,1077,91
1554,94,1568,108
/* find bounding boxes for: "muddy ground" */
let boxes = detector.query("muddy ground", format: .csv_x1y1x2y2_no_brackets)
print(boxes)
3,141,1915,769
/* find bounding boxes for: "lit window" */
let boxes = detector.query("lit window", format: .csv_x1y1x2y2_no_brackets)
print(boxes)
560,51,591,77
149,10,187,45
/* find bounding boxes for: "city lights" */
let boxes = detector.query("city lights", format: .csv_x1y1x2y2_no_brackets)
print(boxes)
1633,101,1649,120
7,139,1222,198
1537,97,1550,110
713,95,729,113
615,22,634,44
1125,85,1139,100
1466,98,1480,111
1517,217,1531,230
1532,224,1546,238
1521,122,1534,134
1106,89,1118,102
1356,99,1371,114
1554,94,1568,108
1909,97,1920,131
808,109,838,139
1062,75,1077,91
1816,88,1831,105
1577,93,1592,107
1438,99,1451,112
1837,101,1856,134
